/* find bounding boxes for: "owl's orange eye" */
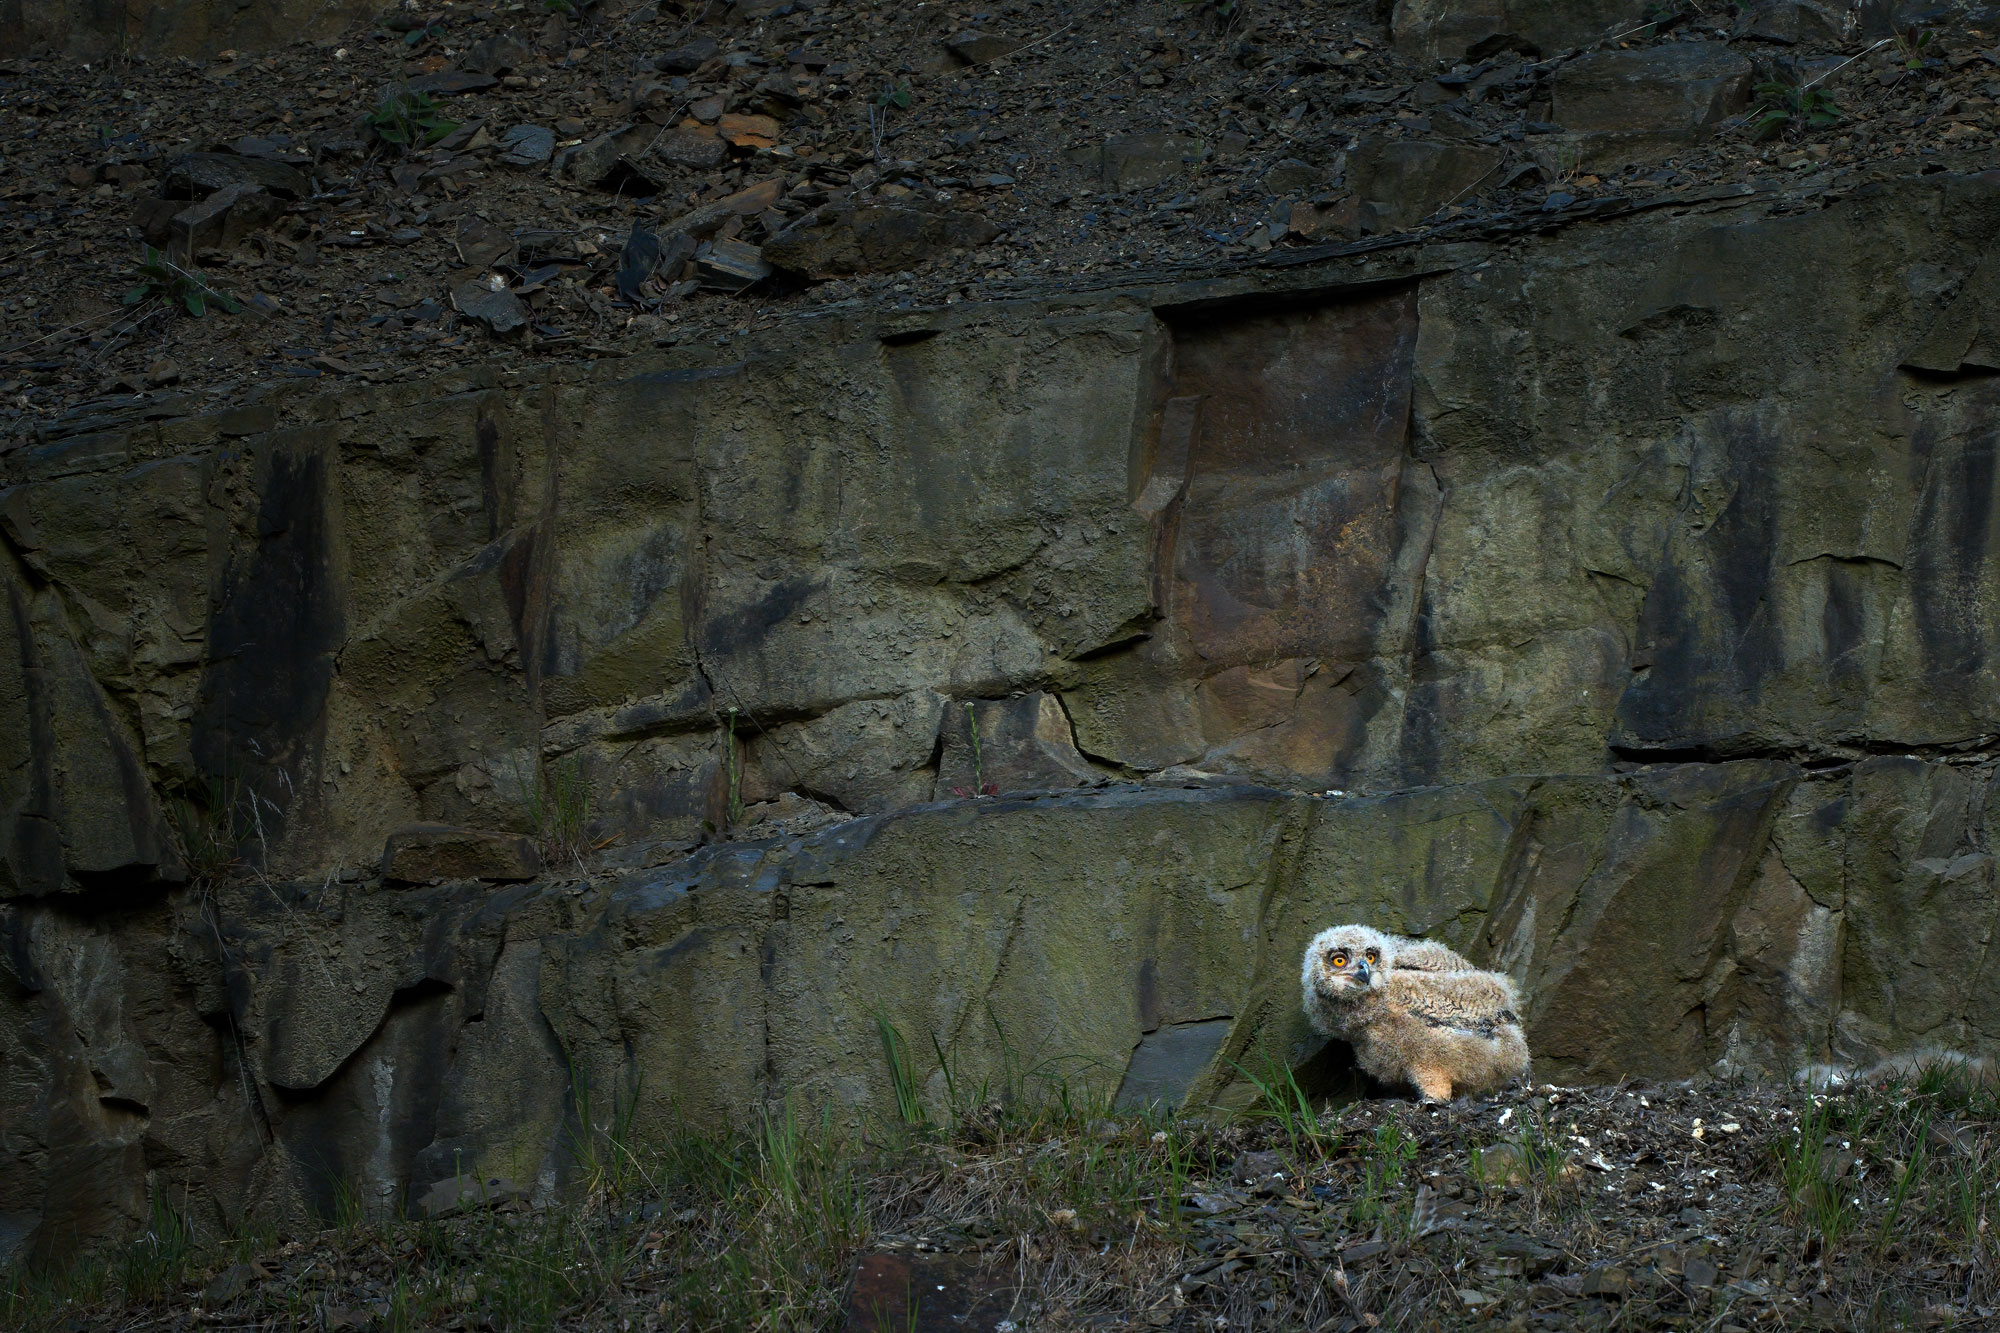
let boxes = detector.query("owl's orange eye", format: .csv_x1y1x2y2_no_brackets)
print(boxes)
1329,952,1348,967
1365,949,1380,963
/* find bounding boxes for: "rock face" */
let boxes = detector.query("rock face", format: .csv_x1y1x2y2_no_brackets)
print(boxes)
10,170,2000,1257
4,760,1995,1262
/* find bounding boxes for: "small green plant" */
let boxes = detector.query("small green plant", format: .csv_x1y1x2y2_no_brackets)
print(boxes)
1348,1121,1419,1230
1230,1050,1332,1160
124,246,240,318
1948,1150,1990,1254
1512,1110,1580,1216
330,1174,370,1237
1877,1129,1930,1254
967,703,982,789
511,752,593,868
386,1273,417,1333
167,774,253,886
567,1059,646,1200
117,1191,198,1304
723,708,745,827
951,703,997,798
876,1011,929,1129
366,87,459,150
868,81,913,163
1749,76,1841,141
2,1257,113,1330
1512,1110,1568,1183
544,0,575,12
1778,1092,1858,1246
1638,0,1690,34
1892,23,1935,72
1546,140,1583,186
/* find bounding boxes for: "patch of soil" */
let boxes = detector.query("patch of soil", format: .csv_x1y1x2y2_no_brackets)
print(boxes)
13,1075,1998,1331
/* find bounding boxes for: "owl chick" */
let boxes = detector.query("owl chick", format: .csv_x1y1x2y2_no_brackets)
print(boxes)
1300,924,1530,1102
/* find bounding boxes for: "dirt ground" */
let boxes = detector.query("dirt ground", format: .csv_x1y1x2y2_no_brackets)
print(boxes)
7,1065,1998,1332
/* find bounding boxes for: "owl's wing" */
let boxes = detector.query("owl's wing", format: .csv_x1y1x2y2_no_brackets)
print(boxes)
1393,973,1521,1039
1393,938,1476,972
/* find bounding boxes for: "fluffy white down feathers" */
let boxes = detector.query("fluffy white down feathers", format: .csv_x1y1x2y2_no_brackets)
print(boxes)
1300,923,1530,1102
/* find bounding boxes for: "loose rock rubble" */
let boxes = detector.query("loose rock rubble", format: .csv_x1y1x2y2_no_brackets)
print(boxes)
3,0,2000,440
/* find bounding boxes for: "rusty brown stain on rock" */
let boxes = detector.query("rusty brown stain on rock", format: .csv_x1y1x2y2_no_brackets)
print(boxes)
1161,287,1420,670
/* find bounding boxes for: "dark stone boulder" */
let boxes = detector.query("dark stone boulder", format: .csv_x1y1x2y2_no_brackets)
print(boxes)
654,36,720,74
935,692,1098,796
1392,0,1632,64
554,123,659,190
1069,132,1245,191
1735,0,1851,45
943,29,1022,64
1552,43,1755,164
461,33,533,76
162,151,310,201
1336,137,1506,231
764,201,1000,278
169,182,282,258
381,824,540,884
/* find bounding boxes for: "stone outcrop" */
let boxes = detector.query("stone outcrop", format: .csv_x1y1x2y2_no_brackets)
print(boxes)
380,824,541,885
1551,43,1757,166
10,163,2000,1257
5,757,1996,1263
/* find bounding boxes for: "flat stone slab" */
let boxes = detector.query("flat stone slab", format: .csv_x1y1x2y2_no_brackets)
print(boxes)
415,1173,527,1218
1114,1018,1234,1112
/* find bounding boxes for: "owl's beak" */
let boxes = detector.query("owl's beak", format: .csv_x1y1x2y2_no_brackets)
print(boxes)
1353,961,1372,986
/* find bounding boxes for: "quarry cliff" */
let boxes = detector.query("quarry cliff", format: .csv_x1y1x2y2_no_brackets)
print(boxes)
7,0,2000,1274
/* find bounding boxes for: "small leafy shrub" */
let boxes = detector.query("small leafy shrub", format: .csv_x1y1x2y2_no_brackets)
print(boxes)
124,246,240,318
1349,1121,1419,1229
1750,76,1841,141
1639,0,1691,34
867,80,912,162
167,774,254,884
1892,23,1936,73
511,753,593,867
366,88,458,150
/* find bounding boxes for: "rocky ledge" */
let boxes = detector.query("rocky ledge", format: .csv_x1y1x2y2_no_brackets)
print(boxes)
8,756,1999,1266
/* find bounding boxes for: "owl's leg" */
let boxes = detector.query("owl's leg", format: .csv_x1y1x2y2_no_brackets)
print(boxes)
1410,1065,1454,1103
